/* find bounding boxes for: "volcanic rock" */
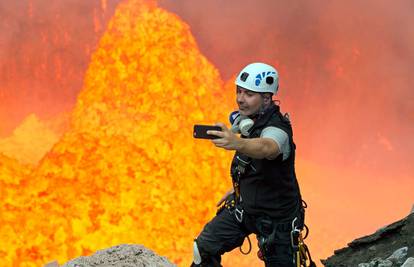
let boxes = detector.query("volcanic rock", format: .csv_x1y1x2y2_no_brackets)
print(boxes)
322,211,414,267
401,258,414,267
61,244,176,267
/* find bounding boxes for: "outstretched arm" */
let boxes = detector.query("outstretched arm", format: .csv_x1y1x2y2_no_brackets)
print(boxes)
207,122,280,160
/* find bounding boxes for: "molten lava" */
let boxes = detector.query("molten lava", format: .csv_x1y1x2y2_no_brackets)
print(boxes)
1,0,413,267
1,0,234,265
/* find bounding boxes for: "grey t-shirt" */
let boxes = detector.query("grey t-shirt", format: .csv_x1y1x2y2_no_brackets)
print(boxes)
260,126,290,160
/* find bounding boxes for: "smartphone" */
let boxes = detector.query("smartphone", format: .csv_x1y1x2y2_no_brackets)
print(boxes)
193,125,222,139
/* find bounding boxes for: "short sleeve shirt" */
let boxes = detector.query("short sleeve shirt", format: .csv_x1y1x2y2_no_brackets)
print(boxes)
260,126,290,160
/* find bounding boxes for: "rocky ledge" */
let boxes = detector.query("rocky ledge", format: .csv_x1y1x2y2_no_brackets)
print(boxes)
322,210,414,267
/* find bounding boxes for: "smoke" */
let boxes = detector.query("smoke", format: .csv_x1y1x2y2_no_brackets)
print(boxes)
0,0,121,136
158,0,414,175
156,2,414,259
2,0,412,171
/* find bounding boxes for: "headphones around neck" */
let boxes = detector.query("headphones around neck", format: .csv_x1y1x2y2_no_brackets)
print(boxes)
229,111,254,136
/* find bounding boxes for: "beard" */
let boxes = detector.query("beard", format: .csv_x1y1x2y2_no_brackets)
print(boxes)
238,101,274,118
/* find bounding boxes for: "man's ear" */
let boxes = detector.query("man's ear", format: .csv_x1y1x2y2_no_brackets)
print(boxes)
263,93,272,105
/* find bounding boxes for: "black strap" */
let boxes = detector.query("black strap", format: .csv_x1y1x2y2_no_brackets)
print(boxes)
231,155,251,205
304,243,317,267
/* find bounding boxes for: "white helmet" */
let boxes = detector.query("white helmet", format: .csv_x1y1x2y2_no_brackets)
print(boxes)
235,62,279,94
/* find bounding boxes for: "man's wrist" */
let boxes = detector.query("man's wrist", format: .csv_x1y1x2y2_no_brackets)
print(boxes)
235,137,245,152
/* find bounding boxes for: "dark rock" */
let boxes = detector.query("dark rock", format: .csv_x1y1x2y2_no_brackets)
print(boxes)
322,213,414,267
348,218,406,248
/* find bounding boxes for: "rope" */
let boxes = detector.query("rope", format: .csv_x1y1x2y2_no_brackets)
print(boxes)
239,235,252,255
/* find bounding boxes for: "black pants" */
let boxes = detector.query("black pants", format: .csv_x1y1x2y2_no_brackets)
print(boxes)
194,207,304,267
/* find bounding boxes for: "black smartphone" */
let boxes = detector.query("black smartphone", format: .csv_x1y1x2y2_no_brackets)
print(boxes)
193,125,222,139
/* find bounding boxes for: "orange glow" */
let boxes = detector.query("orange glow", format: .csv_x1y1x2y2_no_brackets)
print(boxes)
0,1,118,137
0,114,59,165
1,0,413,267
1,0,232,265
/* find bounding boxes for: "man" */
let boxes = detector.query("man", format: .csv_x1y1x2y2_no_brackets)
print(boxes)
191,62,306,267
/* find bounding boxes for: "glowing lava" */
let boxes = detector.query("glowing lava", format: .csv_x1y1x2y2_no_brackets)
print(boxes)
1,0,235,265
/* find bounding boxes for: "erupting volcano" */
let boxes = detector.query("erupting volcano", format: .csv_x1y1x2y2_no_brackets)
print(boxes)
1,0,235,265
1,0,413,266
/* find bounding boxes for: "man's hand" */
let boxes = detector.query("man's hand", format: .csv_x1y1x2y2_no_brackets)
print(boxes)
207,122,280,159
216,188,234,207
207,123,242,150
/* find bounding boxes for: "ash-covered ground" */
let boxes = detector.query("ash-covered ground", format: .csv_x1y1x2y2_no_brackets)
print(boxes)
61,244,176,267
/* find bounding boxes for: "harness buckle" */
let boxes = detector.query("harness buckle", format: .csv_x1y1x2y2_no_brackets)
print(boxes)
236,156,250,174
290,217,301,249
235,206,244,223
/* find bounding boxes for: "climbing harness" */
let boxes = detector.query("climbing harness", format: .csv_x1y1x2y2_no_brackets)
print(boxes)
291,216,316,267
